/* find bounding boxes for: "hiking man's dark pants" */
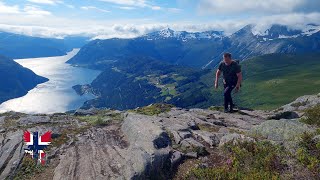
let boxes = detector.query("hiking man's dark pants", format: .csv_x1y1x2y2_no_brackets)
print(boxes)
224,84,235,110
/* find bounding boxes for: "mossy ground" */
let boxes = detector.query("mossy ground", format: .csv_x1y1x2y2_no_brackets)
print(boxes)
185,141,284,180
130,103,174,116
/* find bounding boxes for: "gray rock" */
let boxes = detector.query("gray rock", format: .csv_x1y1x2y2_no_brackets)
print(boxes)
187,121,200,130
249,119,315,142
74,108,99,116
171,131,182,144
170,150,183,168
192,130,225,147
178,130,192,139
219,133,255,147
281,93,320,112
19,115,51,125
180,138,204,149
0,116,5,125
313,135,320,143
0,130,24,180
185,152,198,158
268,111,300,120
53,113,172,180
0,128,5,133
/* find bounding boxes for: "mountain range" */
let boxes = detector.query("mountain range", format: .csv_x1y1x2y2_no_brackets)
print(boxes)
0,32,89,59
68,24,320,69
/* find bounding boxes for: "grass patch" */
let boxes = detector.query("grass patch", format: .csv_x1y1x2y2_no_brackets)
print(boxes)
300,105,320,126
198,124,220,133
130,103,174,116
13,156,45,180
77,111,123,126
186,141,285,180
208,106,225,112
296,132,320,175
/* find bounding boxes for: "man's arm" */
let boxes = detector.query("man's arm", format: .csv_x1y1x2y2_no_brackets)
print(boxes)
236,72,242,91
215,69,221,89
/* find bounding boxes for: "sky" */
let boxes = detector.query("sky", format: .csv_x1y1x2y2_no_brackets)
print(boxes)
0,0,319,39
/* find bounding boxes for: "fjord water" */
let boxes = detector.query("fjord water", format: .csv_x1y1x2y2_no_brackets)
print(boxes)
0,49,101,114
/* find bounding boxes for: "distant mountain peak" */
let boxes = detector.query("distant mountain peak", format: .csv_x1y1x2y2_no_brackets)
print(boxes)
251,24,320,41
143,28,225,41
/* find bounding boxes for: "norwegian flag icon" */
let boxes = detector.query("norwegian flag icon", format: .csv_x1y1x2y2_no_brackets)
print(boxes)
24,131,51,164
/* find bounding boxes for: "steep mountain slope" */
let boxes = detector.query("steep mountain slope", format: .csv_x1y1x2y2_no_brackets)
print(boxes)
74,56,212,110
74,53,320,110
0,32,89,59
68,24,320,69
225,25,320,64
0,55,48,103
237,52,320,109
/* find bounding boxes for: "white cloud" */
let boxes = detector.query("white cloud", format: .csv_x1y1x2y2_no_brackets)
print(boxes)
0,2,20,14
27,0,63,5
81,6,110,13
198,0,305,15
0,2,51,17
99,0,162,10
151,6,161,10
0,2,319,40
99,0,147,7
168,8,182,13
24,5,52,16
118,6,136,10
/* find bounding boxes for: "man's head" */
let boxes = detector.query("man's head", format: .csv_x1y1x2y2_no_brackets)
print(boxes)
223,53,232,64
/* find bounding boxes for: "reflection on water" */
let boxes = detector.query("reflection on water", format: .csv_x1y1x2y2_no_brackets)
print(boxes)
0,49,101,114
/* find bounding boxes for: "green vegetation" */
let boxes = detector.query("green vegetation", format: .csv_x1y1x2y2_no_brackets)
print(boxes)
186,141,284,180
130,103,174,116
208,106,225,112
77,52,320,111
77,110,123,126
301,105,320,126
236,53,320,110
297,132,320,175
198,124,220,133
13,157,45,180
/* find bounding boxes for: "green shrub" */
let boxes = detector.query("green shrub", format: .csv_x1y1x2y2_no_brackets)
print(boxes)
14,156,45,180
297,132,320,174
186,141,283,180
301,105,320,126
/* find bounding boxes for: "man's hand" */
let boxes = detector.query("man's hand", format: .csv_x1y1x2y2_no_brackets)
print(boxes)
235,84,241,92
215,82,218,89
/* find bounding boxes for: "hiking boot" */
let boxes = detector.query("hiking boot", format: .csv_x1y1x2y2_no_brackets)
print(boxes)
224,109,229,113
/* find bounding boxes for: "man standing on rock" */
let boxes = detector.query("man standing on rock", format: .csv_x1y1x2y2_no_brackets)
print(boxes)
215,53,242,113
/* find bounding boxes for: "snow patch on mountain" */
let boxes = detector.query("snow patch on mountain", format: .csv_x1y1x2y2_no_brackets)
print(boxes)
143,28,225,41
252,24,320,41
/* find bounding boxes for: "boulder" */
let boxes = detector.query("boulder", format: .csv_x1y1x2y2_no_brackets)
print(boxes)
53,113,172,180
219,133,254,147
249,119,315,142
281,93,320,112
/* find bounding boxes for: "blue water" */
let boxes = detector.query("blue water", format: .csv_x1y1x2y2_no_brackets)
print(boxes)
0,49,101,114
